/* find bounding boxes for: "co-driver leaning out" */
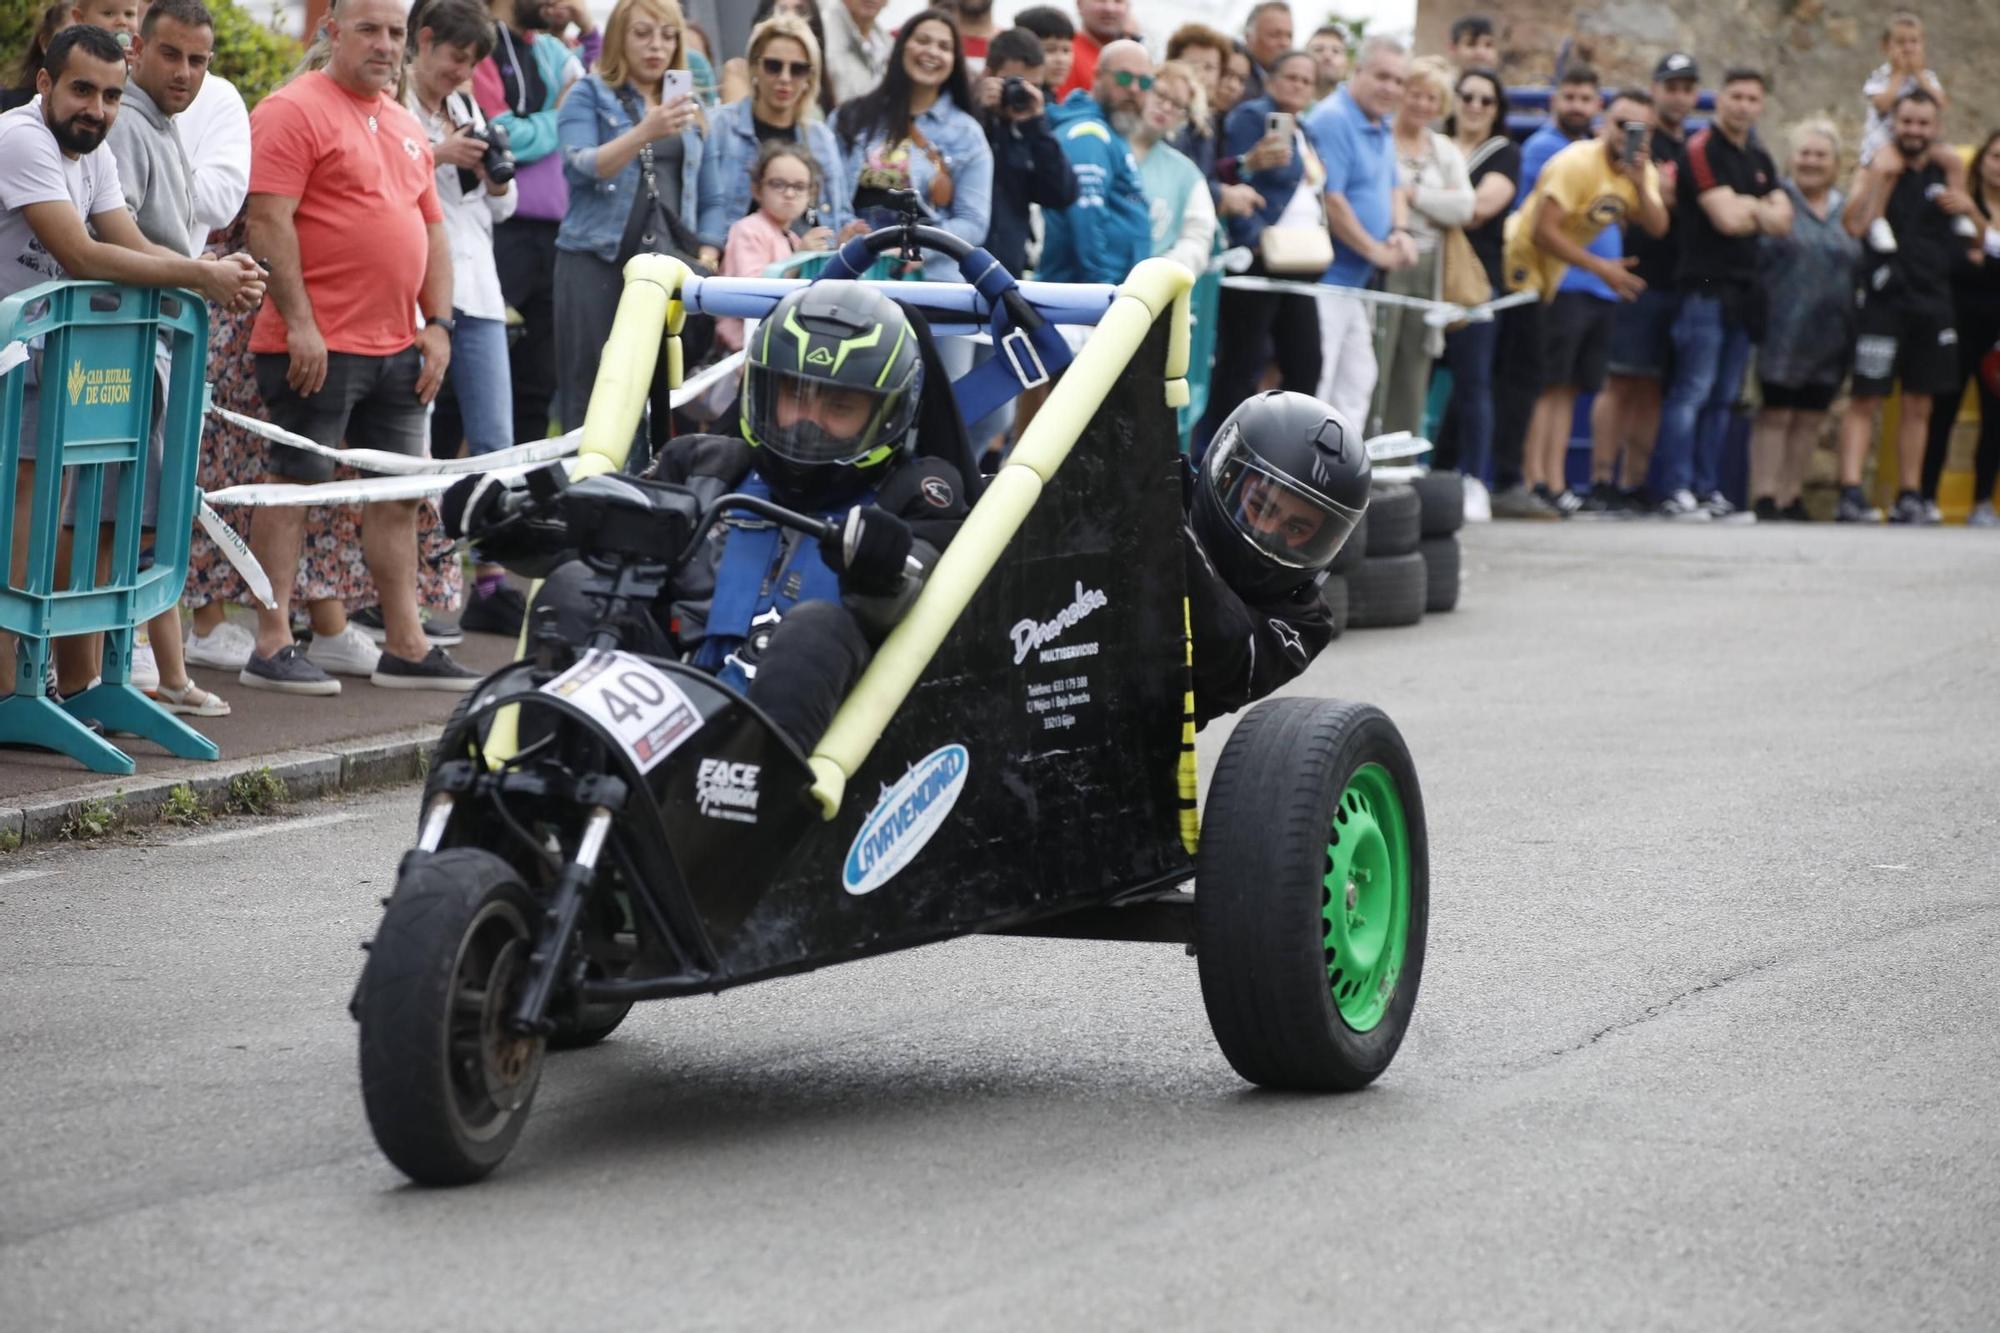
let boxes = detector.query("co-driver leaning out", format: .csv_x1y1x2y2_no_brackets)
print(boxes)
447,282,967,750
1185,391,1371,726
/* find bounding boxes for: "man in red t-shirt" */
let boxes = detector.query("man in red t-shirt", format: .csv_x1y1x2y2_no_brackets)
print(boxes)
242,0,477,697
1057,0,1132,99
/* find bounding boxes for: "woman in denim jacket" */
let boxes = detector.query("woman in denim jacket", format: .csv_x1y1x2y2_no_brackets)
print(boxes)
553,0,724,435
709,14,852,244
833,9,992,282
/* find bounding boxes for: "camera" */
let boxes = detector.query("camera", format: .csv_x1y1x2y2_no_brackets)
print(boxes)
1001,75,1037,114
454,119,516,194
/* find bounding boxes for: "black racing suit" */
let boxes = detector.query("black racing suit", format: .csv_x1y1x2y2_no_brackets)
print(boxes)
1183,524,1335,729
531,434,968,749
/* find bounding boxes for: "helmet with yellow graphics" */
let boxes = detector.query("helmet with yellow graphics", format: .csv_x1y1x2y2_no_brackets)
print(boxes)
740,281,923,507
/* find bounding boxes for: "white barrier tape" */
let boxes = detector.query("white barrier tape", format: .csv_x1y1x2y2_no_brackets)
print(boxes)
1219,274,1539,327
202,456,570,508
196,499,278,609
0,338,28,377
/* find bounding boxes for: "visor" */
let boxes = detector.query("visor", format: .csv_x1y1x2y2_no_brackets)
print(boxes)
1206,425,1364,570
744,365,907,469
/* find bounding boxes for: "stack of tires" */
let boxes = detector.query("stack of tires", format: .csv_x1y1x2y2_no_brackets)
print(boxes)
1322,471,1464,635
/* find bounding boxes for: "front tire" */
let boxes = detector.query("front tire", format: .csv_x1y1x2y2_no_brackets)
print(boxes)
358,849,546,1185
1196,698,1428,1090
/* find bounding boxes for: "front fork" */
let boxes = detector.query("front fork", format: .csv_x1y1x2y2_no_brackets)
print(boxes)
415,772,628,1037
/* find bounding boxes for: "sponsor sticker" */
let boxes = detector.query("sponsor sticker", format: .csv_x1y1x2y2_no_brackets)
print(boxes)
541,650,702,773
696,758,761,823
842,744,969,895
1008,581,1107,666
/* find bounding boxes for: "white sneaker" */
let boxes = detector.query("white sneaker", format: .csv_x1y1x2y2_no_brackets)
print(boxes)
1462,474,1492,523
129,627,160,693
1659,488,1712,521
306,622,382,677
1924,498,1942,525
185,618,256,670
1969,501,2000,528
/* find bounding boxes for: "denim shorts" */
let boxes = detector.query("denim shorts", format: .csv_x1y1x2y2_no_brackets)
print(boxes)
1605,288,1682,379
253,346,429,483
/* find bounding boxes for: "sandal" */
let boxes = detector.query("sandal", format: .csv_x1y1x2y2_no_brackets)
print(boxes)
157,682,231,718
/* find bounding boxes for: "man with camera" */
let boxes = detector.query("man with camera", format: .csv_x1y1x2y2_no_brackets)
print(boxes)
975,27,1077,279
408,0,525,633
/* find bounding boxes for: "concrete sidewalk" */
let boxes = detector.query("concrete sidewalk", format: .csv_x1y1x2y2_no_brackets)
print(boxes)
0,622,521,845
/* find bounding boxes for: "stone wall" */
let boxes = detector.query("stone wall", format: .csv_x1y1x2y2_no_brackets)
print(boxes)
1415,0,1998,152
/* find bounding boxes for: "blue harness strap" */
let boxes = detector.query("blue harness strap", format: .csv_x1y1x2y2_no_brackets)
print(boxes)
950,255,1073,425
694,472,860,690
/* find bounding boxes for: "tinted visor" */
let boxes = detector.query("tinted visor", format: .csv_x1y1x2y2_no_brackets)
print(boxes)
744,365,902,467
1206,428,1363,569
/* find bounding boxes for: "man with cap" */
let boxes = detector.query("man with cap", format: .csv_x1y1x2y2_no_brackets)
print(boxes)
1581,51,1700,515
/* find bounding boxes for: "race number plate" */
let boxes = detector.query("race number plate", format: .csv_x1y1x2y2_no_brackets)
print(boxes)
540,650,703,773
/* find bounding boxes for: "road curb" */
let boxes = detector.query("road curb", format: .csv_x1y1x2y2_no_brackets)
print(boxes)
0,725,440,848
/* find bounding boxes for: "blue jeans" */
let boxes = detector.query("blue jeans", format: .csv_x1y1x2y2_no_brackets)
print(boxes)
447,312,514,455
1649,294,1752,497
1443,317,1499,483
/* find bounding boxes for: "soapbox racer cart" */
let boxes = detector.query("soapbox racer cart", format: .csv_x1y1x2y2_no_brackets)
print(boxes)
351,223,1429,1185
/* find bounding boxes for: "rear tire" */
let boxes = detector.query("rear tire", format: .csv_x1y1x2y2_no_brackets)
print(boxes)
358,849,546,1186
1413,470,1466,537
1420,535,1461,613
1347,552,1427,629
1196,698,1428,1090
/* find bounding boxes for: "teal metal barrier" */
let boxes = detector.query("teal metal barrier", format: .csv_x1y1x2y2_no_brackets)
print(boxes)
0,280,213,774
1179,266,1221,446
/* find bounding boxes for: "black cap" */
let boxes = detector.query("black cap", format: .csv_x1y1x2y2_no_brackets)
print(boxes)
1653,52,1699,84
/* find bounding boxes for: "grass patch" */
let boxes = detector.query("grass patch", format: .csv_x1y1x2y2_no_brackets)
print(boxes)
227,767,289,815
160,782,210,827
61,792,123,840
0,827,20,853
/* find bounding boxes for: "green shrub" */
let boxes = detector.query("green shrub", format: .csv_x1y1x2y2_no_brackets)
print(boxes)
160,782,210,827
61,793,122,840
0,0,301,108
227,766,289,815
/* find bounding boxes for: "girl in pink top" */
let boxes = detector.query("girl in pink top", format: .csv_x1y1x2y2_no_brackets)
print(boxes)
718,141,835,350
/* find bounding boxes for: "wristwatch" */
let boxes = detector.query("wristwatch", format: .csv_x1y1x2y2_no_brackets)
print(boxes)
427,315,456,335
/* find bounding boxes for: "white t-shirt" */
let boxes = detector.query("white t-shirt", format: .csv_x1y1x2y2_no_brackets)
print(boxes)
176,71,251,249
0,100,126,307
1859,63,1943,164
411,93,518,322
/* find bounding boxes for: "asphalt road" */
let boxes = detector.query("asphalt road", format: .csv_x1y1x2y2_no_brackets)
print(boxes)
3,520,1996,1331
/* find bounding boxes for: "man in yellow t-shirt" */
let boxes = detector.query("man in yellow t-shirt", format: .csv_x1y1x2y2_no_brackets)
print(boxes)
1502,88,1670,503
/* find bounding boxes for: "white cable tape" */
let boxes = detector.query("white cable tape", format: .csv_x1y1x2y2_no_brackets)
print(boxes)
210,406,582,475
0,339,28,377
196,499,277,609
202,456,573,508
1219,274,1539,325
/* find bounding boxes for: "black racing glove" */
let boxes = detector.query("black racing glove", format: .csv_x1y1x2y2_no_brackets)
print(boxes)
440,472,507,540
820,505,914,597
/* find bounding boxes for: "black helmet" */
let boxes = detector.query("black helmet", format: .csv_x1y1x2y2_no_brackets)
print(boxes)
1194,391,1368,591
741,281,922,506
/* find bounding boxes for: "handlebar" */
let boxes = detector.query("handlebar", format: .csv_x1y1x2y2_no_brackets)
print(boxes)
680,492,925,581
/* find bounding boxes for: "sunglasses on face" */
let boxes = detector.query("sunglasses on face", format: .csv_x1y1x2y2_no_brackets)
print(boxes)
761,57,812,78
1111,70,1154,91
1458,90,1496,106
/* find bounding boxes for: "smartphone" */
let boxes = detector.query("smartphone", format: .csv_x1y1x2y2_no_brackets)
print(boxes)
1622,121,1649,163
1266,111,1296,141
664,68,693,104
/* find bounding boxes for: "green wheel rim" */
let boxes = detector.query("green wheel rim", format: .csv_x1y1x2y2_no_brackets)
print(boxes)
1321,762,1410,1032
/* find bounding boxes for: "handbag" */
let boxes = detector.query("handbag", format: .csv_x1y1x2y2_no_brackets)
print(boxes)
1439,135,1503,323
609,84,715,366
1257,133,1333,275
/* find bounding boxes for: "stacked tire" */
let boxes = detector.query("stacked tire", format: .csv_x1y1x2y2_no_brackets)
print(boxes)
1321,472,1465,633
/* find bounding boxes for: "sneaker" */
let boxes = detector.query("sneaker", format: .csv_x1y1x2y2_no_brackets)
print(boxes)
129,627,160,693
1490,484,1561,521
1539,485,1584,517
185,618,256,670
1699,490,1737,518
1887,490,1928,525
1781,499,1812,523
1969,500,2000,528
1658,489,1711,521
351,605,465,647
240,644,340,696
372,645,480,692
1752,497,1780,522
1924,498,1942,525
1835,487,1881,523
1461,474,1492,523
460,583,527,637
306,623,383,677
1574,487,1620,518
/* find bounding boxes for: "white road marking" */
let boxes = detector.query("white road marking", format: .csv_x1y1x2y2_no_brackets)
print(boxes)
173,810,363,849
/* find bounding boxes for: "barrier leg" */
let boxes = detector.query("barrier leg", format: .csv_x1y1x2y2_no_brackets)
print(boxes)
63,679,218,762
0,668,138,774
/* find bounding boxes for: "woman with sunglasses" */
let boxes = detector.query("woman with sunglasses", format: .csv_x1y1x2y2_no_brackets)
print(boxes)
711,15,852,244
720,0,841,115
834,9,992,278
1130,61,1219,275
1436,65,1518,505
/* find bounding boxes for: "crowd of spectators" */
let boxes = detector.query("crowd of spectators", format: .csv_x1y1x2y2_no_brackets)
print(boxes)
5,0,2000,729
